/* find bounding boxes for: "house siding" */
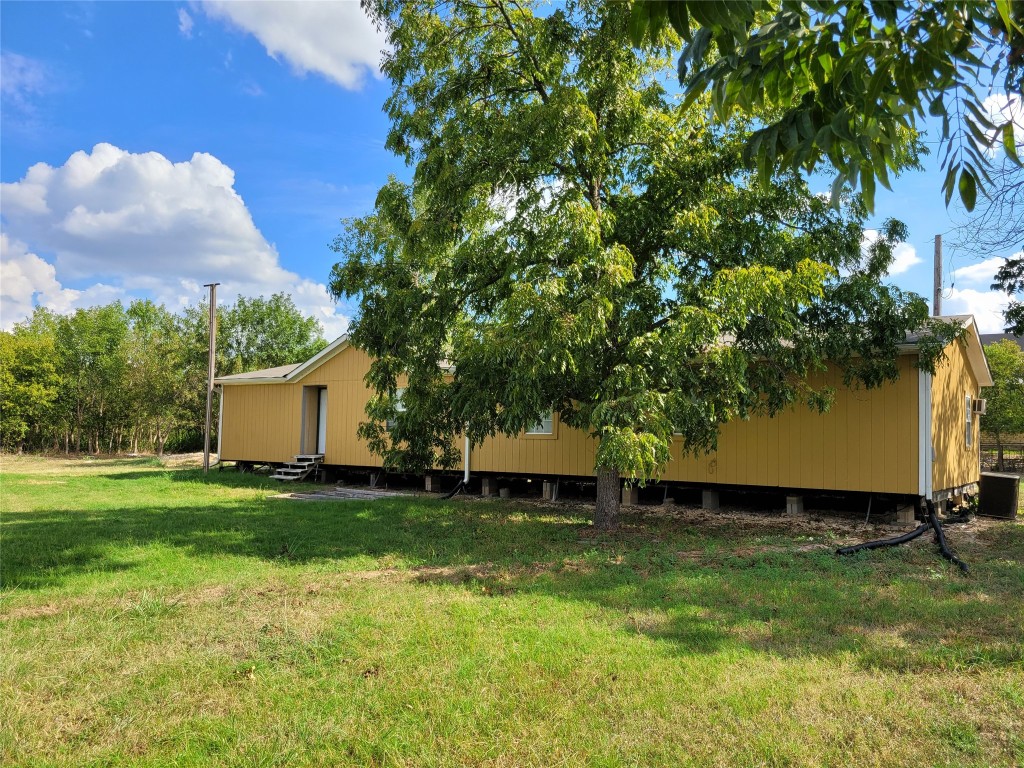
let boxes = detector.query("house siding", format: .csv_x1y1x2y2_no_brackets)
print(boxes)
219,383,301,464
665,356,920,493
221,345,930,495
931,338,981,493
471,355,920,494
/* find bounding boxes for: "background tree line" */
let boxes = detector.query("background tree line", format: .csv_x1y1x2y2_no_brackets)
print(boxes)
0,293,327,456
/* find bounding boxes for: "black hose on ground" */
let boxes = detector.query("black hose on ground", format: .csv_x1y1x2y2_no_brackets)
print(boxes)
835,498,970,574
835,522,931,555
442,480,465,499
926,500,970,574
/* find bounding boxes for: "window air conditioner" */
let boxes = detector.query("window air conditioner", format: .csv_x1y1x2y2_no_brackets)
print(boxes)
972,398,987,415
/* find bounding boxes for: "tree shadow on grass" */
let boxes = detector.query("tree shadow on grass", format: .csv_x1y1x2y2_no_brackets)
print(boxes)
417,527,1024,668
4,479,1023,667
0,493,593,590
96,466,286,489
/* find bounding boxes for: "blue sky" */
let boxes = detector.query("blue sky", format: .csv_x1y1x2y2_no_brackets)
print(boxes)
1,1,1020,337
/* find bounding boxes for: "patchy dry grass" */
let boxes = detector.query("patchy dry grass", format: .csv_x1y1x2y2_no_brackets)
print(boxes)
1,454,1022,767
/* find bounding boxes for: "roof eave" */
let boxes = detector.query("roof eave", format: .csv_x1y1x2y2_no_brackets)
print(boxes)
960,316,995,387
215,333,352,386
214,376,290,385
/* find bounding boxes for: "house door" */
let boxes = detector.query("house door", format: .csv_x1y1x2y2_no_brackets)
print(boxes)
316,388,327,455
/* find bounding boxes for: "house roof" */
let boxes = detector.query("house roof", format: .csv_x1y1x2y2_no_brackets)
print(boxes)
216,363,301,381
980,332,1023,350
213,335,351,385
901,315,992,387
214,316,995,388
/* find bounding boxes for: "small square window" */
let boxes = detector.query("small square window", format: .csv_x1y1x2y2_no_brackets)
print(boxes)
526,412,553,435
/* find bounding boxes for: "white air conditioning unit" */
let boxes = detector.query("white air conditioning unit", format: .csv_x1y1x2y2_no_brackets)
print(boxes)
972,398,987,415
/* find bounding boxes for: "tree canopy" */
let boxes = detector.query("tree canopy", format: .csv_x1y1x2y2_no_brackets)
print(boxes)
993,258,1024,334
0,294,327,455
982,339,1024,469
212,293,328,377
332,0,957,528
630,0,1023,213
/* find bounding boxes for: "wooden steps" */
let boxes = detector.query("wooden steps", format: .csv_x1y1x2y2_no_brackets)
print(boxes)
271,454,324,482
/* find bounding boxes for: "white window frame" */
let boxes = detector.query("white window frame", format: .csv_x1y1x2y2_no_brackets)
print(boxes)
387,387,407,431
965,393,973,449
526,411,554,435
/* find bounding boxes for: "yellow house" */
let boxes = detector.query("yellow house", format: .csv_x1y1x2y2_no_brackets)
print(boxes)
215,315,992,503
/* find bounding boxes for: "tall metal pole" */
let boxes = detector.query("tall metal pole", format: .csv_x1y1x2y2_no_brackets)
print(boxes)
933,234,942,316
203,282,220,474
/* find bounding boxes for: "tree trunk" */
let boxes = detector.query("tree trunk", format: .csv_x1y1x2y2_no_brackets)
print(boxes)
594,467,620,530
997,436,1004,472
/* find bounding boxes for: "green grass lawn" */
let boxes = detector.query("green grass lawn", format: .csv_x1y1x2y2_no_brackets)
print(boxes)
1,456,1022,767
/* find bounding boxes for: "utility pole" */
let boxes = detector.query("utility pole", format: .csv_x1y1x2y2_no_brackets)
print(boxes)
933,234,942,316
203,282,220,474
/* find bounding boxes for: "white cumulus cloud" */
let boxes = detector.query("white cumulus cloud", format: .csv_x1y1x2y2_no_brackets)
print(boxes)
888,242,921,275
952,256,1007,288
861,230,922,275
0,234,123,330
943,288,1011,333
198,0,385,90
0,143,349,338
945,254,1020,333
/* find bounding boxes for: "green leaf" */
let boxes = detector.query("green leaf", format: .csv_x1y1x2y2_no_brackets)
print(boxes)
1003,122,1021,165
942,162,960,207
994,0,1021,34
829,172,846,207
758,153,773,189
860,162,876,211
958,168,977,212
871,146,892,190
647,1,669,41
830,109,853,141
964,99,997,131
817,53,833,78
629,1,651,48
666,0,691,40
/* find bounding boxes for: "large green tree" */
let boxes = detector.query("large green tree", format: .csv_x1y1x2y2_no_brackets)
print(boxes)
992,252,1024,335
0,325,62,452
183,293,328,378
55,304,132,454
331,0,956,528
3,292,326,456
631,0,1024,332
124,300,192,456
982,339,1024,470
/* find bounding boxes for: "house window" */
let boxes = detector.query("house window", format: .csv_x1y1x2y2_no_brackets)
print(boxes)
527,412,554,435
965,394,973,448
387,387,406,430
